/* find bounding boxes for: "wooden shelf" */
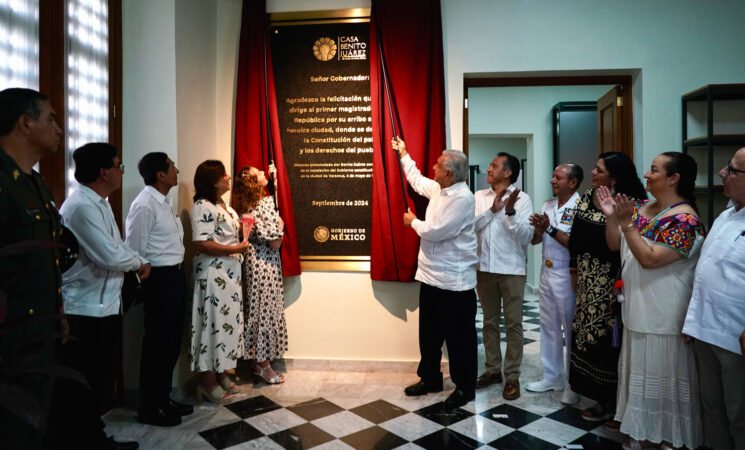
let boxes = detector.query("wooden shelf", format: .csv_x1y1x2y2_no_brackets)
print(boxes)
684,134,745,147
683,83,745,229
695,185,723,193
683,84,745,102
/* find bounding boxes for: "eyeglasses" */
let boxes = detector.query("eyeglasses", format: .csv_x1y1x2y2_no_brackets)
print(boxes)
726,161,745,176
111,163,124,173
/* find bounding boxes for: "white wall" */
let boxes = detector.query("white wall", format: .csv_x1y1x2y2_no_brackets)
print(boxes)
122,0,179,389
443,0,745,174
469,136,527,174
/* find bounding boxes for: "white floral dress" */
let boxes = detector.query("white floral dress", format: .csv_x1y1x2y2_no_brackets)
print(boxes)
189,199,244,372
241,196,288,361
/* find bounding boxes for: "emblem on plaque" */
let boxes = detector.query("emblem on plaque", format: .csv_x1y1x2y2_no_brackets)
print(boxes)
313,37,336,61
314,226,330,242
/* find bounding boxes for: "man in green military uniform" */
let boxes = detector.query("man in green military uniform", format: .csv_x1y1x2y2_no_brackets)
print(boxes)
0,88,64,449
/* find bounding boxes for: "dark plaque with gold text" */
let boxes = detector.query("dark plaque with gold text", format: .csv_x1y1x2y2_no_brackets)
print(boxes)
272,21,372,257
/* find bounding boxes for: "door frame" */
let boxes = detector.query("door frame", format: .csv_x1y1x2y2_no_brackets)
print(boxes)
463,75,633,160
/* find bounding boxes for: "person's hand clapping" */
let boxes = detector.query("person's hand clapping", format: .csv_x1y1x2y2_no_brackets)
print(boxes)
596,185,616,218
504,188,521,213
529,212,550,234
614,193,634,226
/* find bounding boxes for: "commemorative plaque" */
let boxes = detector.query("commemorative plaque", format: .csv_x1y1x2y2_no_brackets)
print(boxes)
272,16,372,269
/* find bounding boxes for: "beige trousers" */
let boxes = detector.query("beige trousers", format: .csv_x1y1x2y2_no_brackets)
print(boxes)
476,271,526,381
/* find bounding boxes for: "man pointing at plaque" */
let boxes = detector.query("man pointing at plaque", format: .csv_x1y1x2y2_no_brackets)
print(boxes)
392,137,478,409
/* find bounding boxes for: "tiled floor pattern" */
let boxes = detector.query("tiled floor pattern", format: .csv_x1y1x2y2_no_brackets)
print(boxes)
104,293,626,449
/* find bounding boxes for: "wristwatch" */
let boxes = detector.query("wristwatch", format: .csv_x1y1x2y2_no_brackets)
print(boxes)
546,225,558,237
505,209,516,216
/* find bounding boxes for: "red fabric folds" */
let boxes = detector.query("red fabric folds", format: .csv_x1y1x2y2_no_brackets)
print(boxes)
369,0,447,281
234,0,300,276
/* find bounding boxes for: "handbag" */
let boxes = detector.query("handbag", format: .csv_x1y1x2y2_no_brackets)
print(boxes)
121,271,142,313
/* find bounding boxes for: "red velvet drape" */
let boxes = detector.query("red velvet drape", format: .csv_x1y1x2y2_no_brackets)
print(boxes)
369,0,447,281
234,0,301,276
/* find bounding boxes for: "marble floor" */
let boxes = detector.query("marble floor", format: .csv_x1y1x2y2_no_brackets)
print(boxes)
103,294,626,449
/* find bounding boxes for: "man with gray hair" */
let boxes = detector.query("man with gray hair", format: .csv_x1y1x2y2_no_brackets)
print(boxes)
392,137,478,409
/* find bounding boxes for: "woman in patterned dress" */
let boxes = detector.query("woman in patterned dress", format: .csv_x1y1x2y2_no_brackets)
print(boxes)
232,165,287,384
598,152,703,449
568,152,646,423
189,160,250,402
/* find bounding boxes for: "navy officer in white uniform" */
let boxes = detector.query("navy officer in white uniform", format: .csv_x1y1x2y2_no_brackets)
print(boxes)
526,163,583,405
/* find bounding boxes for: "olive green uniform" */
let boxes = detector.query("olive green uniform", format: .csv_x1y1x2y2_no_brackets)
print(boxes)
0,148,63,449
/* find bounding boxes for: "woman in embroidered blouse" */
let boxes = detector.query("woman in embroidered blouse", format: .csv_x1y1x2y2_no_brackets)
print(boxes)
232,165,287,384
598,152,703,450
568,152,646,424
189,160,250,403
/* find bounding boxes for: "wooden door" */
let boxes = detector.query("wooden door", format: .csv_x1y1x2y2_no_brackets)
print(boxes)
597,86,624,154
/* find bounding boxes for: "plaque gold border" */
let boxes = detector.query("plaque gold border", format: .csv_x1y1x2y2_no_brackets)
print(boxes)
272,8,373,273
271,9,370,26
300,256,370,272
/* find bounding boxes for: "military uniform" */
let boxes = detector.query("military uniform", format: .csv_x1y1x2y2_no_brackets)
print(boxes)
536,192,580,386
0,148,63,448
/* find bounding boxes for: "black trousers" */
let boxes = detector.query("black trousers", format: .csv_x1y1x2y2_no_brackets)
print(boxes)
65,314,122,414
416,283,477,395
48,314,120,449
139,266,186,411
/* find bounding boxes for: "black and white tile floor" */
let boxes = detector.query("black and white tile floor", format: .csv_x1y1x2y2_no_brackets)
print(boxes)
104,293,625,449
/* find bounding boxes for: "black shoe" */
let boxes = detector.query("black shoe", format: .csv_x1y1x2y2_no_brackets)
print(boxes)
444,389,475,409
137,407,182,427
165,398,194,416
404,380,443,396
106,437,139,450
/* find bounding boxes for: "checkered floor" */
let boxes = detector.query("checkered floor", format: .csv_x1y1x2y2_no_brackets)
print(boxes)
104,293,627,449
197,393,621,450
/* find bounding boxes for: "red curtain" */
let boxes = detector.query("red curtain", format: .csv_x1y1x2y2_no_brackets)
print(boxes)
369,0,447,281
234,0,301,276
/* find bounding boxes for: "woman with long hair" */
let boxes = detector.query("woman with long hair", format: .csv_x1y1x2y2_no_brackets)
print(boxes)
189,160,249,403
568,152,647,424
232,165,287,384
598,152,703,449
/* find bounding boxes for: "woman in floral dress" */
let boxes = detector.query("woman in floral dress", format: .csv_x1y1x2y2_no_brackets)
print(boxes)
232,165,287,384
189,160,249,402
568,152,646,423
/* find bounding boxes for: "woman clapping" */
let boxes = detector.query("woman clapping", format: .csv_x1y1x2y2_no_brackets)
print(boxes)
598,152,703,450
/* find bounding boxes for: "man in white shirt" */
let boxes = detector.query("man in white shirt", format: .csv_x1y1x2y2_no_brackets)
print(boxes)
525,164,583,405
125,152,191,426
682,147,745,450
393,138,478,409
474,153,533,400
61,143,150,416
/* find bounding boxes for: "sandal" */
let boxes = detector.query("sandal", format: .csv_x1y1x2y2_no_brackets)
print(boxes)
217,373,240,394
252,363,285,384
604,419,621,432
581,403,612,422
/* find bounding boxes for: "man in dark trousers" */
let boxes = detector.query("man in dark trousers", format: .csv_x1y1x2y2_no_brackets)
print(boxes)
125,152,192,426
393,137,479,409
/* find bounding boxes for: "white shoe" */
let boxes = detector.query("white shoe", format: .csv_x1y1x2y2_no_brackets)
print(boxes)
561,387,579,405
526,378,564,393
